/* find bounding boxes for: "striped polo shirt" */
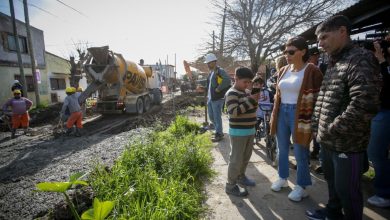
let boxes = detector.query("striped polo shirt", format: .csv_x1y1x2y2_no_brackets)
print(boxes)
225,87,258,136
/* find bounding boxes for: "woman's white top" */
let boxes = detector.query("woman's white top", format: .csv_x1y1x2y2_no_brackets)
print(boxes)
278,64,307,104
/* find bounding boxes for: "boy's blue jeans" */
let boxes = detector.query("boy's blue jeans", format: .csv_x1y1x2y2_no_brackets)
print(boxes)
367,109,390,198
207,99,225,135
276,103,312,187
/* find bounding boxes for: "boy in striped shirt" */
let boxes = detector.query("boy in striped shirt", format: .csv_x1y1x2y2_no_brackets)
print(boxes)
225,67,260,197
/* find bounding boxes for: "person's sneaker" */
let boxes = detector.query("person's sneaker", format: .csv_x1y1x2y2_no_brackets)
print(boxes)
212,133,224,142
315,166,324,175
208,124,215,130
288,185,308,202
367,195,390,208
225,184,248,197
238,176,256,186
271,178,288,191
306,208,343,220
305,209,327,220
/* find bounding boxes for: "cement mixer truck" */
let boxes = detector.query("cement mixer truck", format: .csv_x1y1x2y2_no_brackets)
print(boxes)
78,46,162,114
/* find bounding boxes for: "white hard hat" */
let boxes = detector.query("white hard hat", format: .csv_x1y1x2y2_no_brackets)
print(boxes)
204,53,217,63
14,80,20,84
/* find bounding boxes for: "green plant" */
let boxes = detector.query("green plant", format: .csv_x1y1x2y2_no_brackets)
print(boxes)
30,102,49,112
81,198,115,220
36,172,88,220
89,116,213,219
36,172,114,220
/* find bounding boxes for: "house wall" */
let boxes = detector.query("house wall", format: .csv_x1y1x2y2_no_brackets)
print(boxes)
0,66,50,106
45,52,70,103
0,12,45,68
0,12,48,106
45,52,89,103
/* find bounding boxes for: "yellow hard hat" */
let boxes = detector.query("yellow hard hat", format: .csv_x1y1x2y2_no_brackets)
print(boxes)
77,87,83,92
13,89,21,94
65,87,73,93
71,87,77,93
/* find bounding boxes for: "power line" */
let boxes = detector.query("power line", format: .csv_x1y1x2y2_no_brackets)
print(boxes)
18,0,59,18
55,0,88,18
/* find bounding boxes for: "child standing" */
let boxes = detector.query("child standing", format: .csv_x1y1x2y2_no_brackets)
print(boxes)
225,67,260,197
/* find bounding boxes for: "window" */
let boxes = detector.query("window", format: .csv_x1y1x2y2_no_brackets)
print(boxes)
14,75,35,92
6,34,28,54
50,78,66,90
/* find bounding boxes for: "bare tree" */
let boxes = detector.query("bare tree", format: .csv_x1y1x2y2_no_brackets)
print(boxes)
211,0,356,73
69,41,89,87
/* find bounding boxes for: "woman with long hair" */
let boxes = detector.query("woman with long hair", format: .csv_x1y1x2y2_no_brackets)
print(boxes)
269,36,323,201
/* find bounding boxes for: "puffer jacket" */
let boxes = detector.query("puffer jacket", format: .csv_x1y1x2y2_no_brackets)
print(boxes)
312,43,382,152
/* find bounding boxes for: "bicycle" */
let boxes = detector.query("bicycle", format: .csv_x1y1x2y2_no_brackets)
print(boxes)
257,103,277,165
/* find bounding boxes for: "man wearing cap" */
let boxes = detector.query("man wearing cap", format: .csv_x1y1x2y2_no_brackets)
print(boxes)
205,53,231,142
2,89,33,138
308,47,327,75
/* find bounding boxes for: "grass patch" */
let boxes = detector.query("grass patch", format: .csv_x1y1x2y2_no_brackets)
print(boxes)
30,102,49,112
89,116,214,219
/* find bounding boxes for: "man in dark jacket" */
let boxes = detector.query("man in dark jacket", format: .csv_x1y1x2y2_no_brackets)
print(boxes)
205,53,231,142
306,15,382,220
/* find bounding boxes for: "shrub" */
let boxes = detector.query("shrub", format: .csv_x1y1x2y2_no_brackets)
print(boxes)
89,116,213,219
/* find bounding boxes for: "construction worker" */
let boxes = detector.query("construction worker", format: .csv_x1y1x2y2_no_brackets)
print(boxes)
60,87,82,136
11,80,24,97
75,86,83,98
2,89,33,138
75,86,86,118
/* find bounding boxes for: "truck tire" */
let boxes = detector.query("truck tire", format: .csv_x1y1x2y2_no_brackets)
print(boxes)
143,95,151,112
136,97,144,114
152,89,162,105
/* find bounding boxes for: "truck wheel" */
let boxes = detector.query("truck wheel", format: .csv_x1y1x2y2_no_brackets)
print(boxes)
152,89,162,104
143,95,151,112
136,97,144,114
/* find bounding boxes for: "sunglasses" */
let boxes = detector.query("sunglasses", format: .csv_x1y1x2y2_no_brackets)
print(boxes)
283,50,298,55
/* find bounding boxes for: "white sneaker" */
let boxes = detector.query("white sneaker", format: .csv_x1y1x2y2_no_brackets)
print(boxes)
367,195,390,208
288,185,308,202
271,178,288,192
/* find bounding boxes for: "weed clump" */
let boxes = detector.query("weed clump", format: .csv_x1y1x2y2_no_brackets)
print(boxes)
89,116,213,219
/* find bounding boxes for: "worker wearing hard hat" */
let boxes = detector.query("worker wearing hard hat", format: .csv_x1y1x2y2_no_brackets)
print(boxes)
11,80,24,97
205,53,231,142
74,87,86,118
60,87,83,136
75,86,83,99
2,89,33,138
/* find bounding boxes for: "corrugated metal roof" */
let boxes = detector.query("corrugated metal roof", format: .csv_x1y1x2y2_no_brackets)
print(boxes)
300,0,390,43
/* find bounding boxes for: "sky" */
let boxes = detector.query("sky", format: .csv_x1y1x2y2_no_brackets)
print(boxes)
0,0,217,75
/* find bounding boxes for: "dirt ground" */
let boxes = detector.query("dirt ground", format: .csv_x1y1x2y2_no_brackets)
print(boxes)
0,93,196,220
1,93,389,219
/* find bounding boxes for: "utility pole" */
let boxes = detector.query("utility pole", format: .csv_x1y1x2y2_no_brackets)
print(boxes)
9,0,28,97
23,0,40,105
219,0,227,57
